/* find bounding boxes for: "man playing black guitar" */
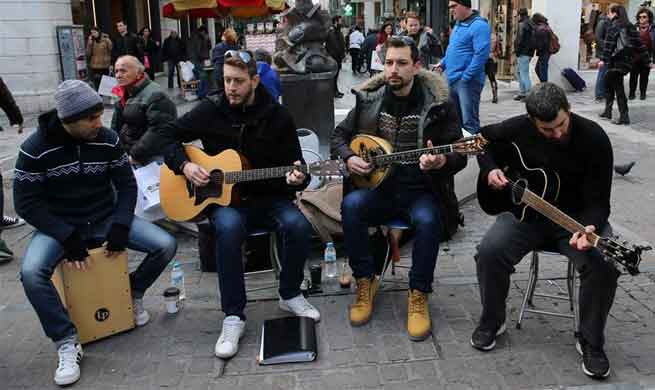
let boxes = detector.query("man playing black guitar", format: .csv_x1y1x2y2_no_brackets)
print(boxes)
155,50,320,360
472,83,618,380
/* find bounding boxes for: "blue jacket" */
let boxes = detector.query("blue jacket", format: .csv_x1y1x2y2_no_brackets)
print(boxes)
257,62,281,102
442,12,491,86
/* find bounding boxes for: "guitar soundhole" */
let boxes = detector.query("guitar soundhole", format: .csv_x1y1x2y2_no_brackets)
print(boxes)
511,178,527,205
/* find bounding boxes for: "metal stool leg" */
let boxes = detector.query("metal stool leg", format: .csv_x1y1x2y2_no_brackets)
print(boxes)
567,260,580,336
518,251,539,329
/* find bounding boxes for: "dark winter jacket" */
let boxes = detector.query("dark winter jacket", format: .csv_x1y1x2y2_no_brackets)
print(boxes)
156,85,309,204
111,78,177,163
514,16,536,56
211,41,240,82
14,110,137,244
595,14,610,48
331,70,467,240
257,62,282,102
403,28,443,68
600,20,646,74
162,36,186,63
142,38,160,65
326,24,346,61
112,32,144,64
188,31,211,63
534,22,552,57
0,77,23,126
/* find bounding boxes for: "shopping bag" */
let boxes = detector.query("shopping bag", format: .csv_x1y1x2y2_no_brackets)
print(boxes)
98,75,118,97
179,61,195,82
371,50,384,71
133,162,161,213
144,55,151,69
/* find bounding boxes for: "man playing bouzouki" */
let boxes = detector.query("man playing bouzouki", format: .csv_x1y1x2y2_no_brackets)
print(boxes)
331,36,466,341
156,50,320,360
472,83,618,380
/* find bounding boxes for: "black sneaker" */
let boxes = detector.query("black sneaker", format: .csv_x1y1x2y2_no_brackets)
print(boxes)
0,216,25,230
576,338,610,379
470,323,506,351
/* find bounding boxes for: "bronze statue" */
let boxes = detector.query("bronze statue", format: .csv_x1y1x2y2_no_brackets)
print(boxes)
273,0,337,74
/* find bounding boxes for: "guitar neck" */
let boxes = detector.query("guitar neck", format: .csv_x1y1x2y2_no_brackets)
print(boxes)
372,145,454,165
521,189,600,246
224,165,307,184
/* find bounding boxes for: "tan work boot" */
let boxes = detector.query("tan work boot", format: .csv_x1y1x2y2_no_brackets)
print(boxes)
349,277,379,326
407,289,431,341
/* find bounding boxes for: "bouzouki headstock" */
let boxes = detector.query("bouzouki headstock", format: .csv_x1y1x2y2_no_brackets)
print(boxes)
452,134,489,156
307,159,346,177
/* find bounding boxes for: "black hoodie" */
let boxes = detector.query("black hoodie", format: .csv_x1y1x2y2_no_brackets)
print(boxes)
157,85,309,203
14,110,137,243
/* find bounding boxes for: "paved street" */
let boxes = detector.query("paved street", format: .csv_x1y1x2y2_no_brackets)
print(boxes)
2,65,655,389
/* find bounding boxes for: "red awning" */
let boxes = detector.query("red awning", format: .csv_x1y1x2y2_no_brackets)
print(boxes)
162,0,285,19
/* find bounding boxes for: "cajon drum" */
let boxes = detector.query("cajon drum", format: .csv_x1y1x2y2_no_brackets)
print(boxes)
51,247,135,344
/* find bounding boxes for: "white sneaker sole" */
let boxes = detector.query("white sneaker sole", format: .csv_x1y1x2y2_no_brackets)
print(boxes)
54,370,80,386
576,341,611,379
470,323,507,351
278,301,321,322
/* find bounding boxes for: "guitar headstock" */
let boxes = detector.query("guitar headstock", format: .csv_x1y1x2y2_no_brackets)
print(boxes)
597,236,652,275
453,134,489,156
307,159,346,177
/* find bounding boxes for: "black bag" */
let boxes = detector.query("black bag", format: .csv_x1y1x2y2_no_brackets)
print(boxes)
197,223,273,273
561,68,586,92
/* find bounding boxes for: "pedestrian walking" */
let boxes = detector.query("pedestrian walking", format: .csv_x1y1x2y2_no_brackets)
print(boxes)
513,8,536,100
111,20,144,65
211,28,240,90
0,76,23,134
326,16,347,98
532,13,552,83
85,27,112,90
402,12,443,69
485,32,502,103
188,26,212,98
361,28,379,76
254,48,282,102
629,7,655,100
139,27,160,82
436,0,490,134
162,31,186,89
595,9,611,101
349,26,365,75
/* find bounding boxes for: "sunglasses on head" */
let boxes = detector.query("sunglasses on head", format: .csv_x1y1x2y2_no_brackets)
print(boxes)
225,50,253,64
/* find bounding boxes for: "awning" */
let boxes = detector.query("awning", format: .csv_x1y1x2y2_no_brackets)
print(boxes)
162,0,286,20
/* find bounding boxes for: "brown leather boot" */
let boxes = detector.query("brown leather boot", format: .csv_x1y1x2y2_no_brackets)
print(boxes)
349,277,379,326
407,289,431,341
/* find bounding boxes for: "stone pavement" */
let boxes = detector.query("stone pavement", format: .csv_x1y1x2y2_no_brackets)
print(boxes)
2,68,655,389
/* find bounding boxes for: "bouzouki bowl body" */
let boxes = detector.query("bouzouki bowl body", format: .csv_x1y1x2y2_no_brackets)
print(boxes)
349,135,394,189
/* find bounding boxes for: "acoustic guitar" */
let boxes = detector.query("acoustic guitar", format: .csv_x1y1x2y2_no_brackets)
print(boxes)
348,134,488,189
476,142,650,275
160,146,344,222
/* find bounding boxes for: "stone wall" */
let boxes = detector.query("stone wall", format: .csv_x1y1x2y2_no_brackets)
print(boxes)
0,0,73,114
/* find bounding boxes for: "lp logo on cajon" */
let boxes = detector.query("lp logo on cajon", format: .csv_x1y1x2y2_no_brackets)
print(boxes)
95,308,110,322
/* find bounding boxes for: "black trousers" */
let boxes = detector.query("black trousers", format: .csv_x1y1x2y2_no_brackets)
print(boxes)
629,61,651,96
605,70,629,114
350,48,361,74
475,213,620,348
89,68,109,91
333,59,342,94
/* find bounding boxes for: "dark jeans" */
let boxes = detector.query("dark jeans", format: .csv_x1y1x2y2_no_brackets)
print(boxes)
349,48,361,74
333,60,342,94
341,187,442,293
535,54,550,82
89,68,109,91
595,63,608,99
167,61,182,88
20,216,177,343
629,61,651,97
208,199,312,319
475,213,619,348
605,69,629,114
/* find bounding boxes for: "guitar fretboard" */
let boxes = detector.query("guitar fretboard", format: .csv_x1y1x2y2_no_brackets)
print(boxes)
518,184,600,246
370,145,454,165
224,165,308,184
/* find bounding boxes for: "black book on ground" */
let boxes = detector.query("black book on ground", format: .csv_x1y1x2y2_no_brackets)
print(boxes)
257,316,317,365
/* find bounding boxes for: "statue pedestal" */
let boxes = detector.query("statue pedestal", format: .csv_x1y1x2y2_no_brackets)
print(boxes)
280,71,336,159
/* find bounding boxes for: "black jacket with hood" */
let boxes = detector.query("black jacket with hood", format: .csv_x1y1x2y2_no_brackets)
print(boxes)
331,69,467,240
157,85,309,204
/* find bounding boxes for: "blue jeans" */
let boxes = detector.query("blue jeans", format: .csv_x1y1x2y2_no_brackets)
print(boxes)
517,55,532,95
208,199,312,319
595,63,608,99
20,216,177,343
450,78,483,134
535,54,550,82
341,188,442,293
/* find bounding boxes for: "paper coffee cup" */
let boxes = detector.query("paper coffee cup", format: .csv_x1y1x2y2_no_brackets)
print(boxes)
163,287,180,314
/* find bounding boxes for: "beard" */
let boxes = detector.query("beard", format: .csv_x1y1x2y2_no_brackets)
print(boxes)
227,86,255,107
386,76,409,91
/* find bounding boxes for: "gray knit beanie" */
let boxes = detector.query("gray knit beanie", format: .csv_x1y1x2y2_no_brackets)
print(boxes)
54,80,103,124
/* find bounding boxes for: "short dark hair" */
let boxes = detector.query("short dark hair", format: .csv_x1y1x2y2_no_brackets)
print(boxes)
531,13,547,24
383,36,419,63
405,11,421,23
518,8,528,17
254,48,272,65
636,7,654,23
224,50,257,78
525,83,570,122
116,20,126,26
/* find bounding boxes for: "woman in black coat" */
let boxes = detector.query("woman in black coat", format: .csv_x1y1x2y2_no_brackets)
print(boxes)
629,7,655,100
139,27,160,81
598,4,643,125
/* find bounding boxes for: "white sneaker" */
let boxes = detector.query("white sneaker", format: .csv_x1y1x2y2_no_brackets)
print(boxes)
214,315,246,359
54,342,83,386
279,294,321,322
132,298,150,326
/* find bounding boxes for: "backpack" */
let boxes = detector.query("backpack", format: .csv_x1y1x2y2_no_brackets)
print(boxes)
548,28,560,54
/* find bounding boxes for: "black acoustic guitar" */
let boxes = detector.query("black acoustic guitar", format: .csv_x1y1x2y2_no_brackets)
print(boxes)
477,142,649,275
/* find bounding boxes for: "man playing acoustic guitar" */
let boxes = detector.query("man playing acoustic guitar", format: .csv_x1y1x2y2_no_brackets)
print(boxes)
472,82,618,380
156,50,320,360
331,36,466,341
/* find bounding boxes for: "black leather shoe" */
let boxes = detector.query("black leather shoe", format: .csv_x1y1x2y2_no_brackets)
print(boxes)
470,323,506,351
640,93,646,100
598,111,612,120
576,338,610,379
628,93,636,100
612,114,630,125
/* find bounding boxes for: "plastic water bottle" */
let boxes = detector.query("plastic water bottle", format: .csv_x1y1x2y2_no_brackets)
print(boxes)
324,242,338,278
171,261,186,300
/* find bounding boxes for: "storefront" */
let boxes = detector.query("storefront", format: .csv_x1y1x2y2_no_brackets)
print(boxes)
478,0,533,80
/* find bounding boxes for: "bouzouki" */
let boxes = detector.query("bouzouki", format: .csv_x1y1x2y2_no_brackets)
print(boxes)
160,146,344,222
477,142,650,275
349,134,488,189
